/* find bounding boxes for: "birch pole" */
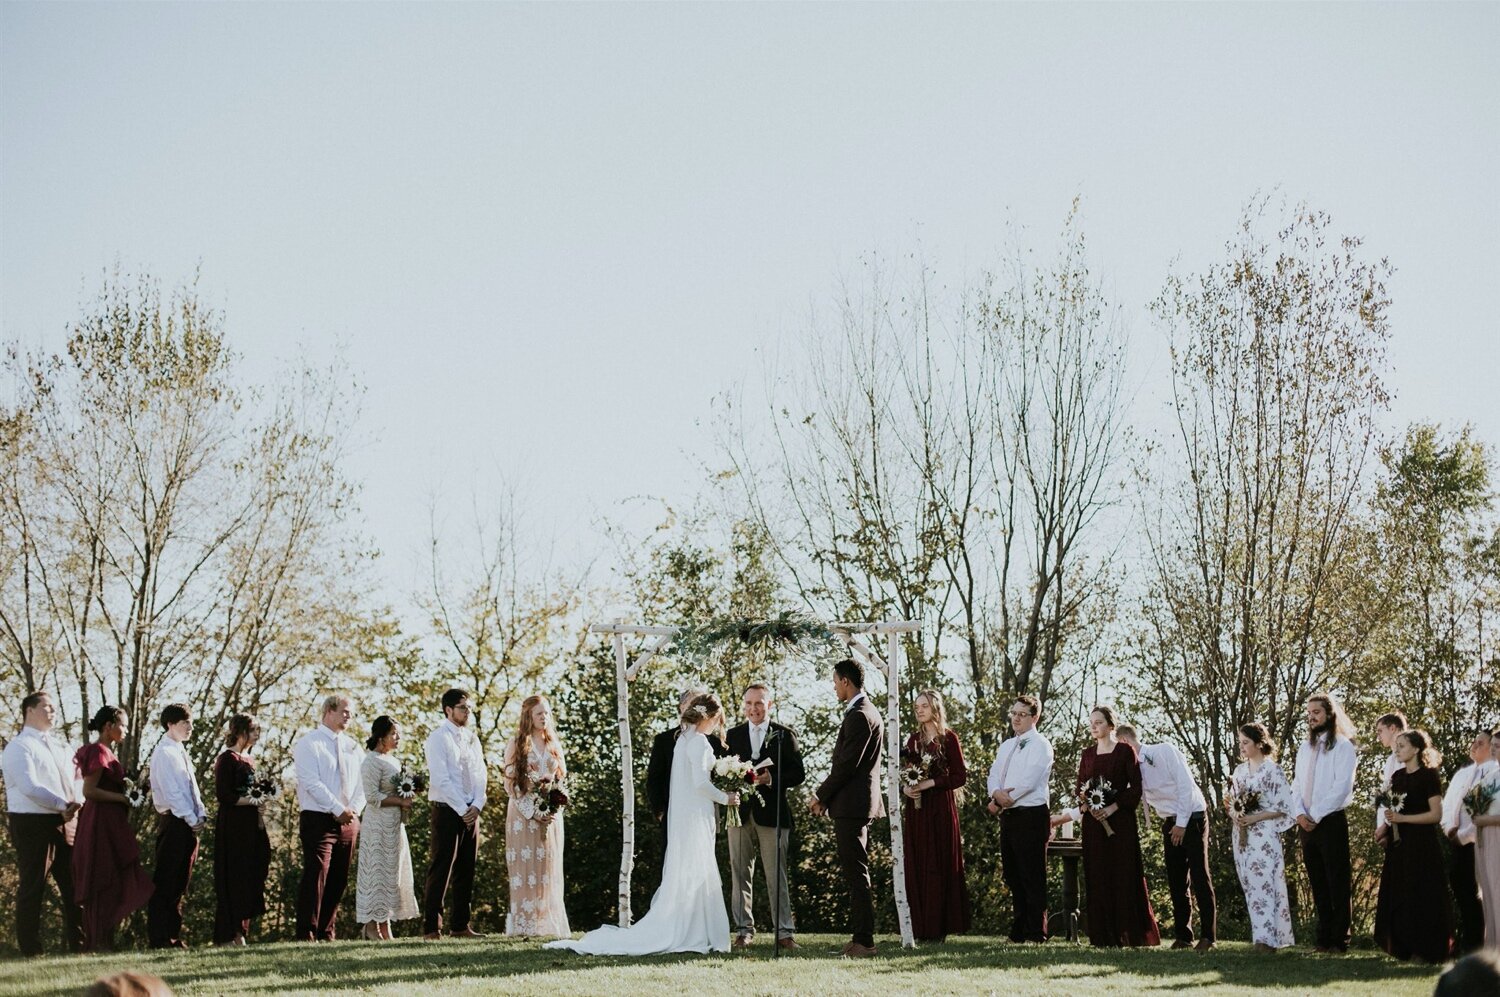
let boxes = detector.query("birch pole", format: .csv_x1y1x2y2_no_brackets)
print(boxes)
612,622,634,927
884,626,915,948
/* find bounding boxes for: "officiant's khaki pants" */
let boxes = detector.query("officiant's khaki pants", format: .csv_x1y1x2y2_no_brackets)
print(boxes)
728,822,794,938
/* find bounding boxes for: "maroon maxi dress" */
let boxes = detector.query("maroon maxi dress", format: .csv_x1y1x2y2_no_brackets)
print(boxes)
901,728,972,941
1374,766,1454,963
1077,741,1160,947
213,749,271,943
72,742,153,950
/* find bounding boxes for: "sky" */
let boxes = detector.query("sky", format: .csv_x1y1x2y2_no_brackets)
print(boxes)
3,2,1496,616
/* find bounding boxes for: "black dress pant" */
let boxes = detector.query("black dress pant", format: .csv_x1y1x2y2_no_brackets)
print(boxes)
1000,805,1050,942
1449,839,1484,954
833,817,875,947
1162,811,1216,943
1299,809,1352,950
297,811,358,940
423,805,479,934
147,813,200,948
9,812,83,956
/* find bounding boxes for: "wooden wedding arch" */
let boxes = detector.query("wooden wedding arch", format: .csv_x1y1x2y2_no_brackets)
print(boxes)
590,616,921,948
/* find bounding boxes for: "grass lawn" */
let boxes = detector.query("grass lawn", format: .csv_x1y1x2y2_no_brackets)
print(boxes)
0,934,1446,996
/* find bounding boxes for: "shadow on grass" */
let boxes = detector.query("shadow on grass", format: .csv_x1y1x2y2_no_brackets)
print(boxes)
0,934,1445,996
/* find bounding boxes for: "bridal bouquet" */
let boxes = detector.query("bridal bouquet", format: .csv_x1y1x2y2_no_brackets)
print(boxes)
123,776,150,809
1373,780,1408,842
1079,776,1117,837
529,775,569,818
1463,779,1499,820
1224,778,1263,849
710,755,761,827
900,744,947,810
238,774,281,807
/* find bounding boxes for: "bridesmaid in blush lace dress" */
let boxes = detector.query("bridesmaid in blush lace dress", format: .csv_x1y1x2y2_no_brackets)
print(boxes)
73,706,153,951
1077,705,1160,948
504,694,570,937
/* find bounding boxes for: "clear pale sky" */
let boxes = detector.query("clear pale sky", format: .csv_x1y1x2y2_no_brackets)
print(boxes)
3,3,1496,607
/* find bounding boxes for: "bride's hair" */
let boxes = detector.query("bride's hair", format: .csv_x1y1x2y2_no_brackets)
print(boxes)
680,693,724,736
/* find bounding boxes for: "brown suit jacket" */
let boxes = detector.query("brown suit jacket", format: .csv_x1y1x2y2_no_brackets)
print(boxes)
816,693,885,820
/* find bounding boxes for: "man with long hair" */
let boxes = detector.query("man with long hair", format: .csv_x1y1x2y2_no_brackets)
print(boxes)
1290,693,1358,952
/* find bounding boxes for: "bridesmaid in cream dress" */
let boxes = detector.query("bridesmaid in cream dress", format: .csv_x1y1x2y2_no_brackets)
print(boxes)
503,694,570,937
356,716,421,939
1474,728,1500,950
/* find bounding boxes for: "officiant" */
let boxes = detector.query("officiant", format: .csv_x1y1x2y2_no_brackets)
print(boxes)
725,682,806,950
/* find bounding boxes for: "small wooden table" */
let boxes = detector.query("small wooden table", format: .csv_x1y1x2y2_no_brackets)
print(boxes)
1047,836,1083,942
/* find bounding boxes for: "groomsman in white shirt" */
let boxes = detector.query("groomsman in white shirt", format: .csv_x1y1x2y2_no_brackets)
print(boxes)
1291,693,1358,953
1443,726,1496,955
985,694,1053,943
423,687,487,940
147,703,208,948
1372,711,1407,847
1116,726,1215,951
293,694,366,941
2,691,83,955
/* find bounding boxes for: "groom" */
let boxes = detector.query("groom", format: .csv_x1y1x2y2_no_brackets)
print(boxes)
810,658,883,958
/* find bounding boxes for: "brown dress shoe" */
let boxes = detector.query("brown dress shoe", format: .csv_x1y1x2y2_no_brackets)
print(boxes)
776,937,799,951
1170,939,1192,950
422,932,443,941
1195,940,1216,953
449,928,486,939
844,943,878,958
732,934,751,950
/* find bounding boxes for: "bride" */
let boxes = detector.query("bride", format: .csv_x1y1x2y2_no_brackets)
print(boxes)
547,692,740,955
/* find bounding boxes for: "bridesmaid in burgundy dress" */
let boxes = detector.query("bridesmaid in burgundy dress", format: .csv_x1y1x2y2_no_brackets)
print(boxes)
1077,705,1160,947
900,689,971,942
1375,729,1454,963
73,706,153,951
213,714,272,945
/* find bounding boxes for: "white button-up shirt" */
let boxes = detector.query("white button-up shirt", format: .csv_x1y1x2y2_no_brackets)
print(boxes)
1136,742,1207,829
1291,734,1357,823
293,723,366,817
1443,760,1498,846
986,731,1053,809
150,737,207,824
1374,750,1402,830
426,719,487,815
2,727,81,814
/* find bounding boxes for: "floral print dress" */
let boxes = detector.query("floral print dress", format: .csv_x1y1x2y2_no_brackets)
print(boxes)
1230,759,1295,948
504,739,570,937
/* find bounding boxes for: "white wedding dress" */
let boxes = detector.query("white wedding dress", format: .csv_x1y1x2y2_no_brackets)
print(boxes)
546,728,731,954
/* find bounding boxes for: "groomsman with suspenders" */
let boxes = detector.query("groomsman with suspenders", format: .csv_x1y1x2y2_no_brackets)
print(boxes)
1116,725,1215,951
1291,693,1358,953
1443,727,1497,954
985,695,1053,944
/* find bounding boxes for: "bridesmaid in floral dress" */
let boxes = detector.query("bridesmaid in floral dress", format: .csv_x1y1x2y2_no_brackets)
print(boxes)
503,694,570,937
74,706,153,951
1227,723,1295,952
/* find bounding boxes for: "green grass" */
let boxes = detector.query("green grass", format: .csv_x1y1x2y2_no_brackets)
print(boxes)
0,934,1446,996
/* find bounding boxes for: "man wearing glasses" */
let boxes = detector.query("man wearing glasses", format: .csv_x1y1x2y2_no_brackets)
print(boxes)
986,695,1054,943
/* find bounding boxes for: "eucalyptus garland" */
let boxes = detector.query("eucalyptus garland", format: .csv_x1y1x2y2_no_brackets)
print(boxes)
669,610,839,661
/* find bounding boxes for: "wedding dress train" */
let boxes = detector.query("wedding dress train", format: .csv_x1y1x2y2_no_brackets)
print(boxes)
546,728,731,954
